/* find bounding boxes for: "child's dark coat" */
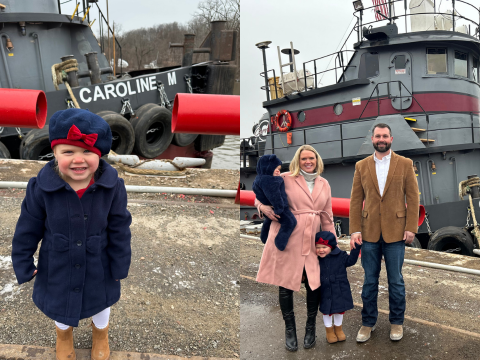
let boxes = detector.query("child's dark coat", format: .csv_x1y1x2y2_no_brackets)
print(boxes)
318,245,361,315
11,159,132,327
252,154,297,250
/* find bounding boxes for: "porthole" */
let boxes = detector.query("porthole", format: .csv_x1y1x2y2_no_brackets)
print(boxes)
298,111,306,122
333,103,343,116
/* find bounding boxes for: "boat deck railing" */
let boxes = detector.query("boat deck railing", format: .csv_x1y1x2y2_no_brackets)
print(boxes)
260,0,480,103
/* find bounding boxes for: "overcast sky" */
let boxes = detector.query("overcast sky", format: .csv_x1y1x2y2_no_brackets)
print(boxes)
61,0,202,34
239,0,473,138
240,0,355,138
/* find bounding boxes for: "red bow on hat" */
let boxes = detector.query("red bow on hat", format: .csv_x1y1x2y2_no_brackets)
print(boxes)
67,125,98,146
316,238,329,246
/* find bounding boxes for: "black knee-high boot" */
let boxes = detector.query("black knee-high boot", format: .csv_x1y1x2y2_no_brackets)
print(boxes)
279,286,297,351
304,278,320,348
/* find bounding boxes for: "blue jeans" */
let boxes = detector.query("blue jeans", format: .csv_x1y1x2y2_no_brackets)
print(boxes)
361,234,405,326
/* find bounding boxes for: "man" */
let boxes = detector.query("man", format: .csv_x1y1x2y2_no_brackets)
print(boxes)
349,123,419,342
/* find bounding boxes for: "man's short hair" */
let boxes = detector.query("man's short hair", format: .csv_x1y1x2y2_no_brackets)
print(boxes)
372,123,392,136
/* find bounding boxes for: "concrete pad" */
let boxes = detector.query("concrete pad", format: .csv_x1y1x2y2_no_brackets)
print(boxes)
0,344,235,359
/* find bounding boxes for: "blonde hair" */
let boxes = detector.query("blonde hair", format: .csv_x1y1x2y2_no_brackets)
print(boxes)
289,145,324,176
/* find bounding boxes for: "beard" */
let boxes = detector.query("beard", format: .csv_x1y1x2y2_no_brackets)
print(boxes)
373,141,391,153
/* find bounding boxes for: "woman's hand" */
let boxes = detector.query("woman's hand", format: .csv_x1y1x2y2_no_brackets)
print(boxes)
32,269,37,277
261,205,280,221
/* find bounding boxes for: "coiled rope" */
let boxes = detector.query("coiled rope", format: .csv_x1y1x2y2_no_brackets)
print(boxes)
51,59,80,108
459,176,480,243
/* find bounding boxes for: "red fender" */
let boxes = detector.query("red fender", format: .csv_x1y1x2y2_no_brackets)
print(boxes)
172,93,239,135
239,191,425,226
0,88,47,128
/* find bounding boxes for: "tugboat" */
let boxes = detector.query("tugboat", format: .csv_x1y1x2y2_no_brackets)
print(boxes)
0,0,237,168
241,0,480,256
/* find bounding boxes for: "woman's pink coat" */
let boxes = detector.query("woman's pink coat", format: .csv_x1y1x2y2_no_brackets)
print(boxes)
256,172,336,291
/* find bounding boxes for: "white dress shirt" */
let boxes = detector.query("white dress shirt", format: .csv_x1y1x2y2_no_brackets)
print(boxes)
374,149,391,197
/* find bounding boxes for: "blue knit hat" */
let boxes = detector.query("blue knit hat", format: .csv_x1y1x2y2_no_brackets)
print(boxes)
315,231,337,249
49,108,112,157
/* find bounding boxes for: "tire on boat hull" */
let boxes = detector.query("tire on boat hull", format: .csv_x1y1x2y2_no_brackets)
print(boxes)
172,133,198,147
427,226,474,256
132,104,174,158
96,111,135,155
0,141,11,158
20,127,54,161
406,236,422,249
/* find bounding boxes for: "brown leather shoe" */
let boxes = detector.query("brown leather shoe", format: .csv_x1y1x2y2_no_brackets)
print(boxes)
55,325,76,360
390,324,403,341
356,324,376,343
91,322,110,360
334,325,346,342
325,326,338,343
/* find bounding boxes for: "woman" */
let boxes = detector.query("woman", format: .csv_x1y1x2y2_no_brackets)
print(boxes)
255,145,336,351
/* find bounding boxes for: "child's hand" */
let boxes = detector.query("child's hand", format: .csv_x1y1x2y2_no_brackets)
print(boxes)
302,275,305,282
32,270,37,277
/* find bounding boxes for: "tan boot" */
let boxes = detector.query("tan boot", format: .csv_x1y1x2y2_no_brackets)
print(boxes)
325,326,338,343
334,325,346,341
55,325,76,360
91,322,110,360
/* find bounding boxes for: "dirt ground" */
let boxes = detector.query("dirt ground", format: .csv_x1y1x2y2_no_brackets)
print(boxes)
241,237,480,360
0,160,240,359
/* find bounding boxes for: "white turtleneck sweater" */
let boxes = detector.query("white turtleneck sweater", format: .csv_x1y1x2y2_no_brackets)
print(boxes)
300,169,318,194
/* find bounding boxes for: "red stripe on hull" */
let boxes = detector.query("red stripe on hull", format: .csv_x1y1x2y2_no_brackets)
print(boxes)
272,92,480,130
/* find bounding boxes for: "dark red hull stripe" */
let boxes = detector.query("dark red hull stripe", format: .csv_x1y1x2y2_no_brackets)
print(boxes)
272,92,480,130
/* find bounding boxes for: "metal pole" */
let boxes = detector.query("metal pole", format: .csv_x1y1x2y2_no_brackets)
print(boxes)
107,0,110,67
404,0,407,32
57,0,61,14
453,0,456,32
389,0,393,24
113,23,116,77
360,10,363,41
261,47,270,102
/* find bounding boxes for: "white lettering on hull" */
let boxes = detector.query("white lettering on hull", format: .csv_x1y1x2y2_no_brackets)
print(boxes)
77,72,177,103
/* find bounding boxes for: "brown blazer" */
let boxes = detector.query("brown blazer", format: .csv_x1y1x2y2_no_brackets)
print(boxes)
349,151,419,243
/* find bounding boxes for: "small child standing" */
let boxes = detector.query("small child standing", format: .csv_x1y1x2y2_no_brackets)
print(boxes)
315,231,361,343
12,108,132,360
252,154,296,251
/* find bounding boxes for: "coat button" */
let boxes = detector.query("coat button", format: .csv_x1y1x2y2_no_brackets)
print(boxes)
74,288,80,293
84,215,88,220
75,264,81,269
76,240,82,246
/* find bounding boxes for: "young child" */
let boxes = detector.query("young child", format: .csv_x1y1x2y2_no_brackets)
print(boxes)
252,154,296,251
11,108,132,360
315,230,361,343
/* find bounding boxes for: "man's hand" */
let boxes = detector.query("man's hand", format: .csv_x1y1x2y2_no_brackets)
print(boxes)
350,233,362,249
403,231,415,244
260,205,280,222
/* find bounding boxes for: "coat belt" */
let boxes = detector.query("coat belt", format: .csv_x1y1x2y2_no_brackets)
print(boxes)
291,210,333,256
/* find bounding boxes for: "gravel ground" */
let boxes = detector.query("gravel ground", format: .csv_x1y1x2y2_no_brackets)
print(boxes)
241,237,480,359
0,167,240,358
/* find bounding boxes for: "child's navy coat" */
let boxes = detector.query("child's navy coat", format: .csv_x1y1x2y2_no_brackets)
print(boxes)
318,245,361,315
11,159,132,327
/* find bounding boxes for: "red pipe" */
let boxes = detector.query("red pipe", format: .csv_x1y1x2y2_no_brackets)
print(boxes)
0,88,47,128
171,93,239,135
239,191,425,226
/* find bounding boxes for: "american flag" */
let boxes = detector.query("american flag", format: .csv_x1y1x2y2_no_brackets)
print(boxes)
373,0,389,21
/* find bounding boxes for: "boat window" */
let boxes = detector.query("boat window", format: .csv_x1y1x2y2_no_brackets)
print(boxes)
454,51,468,77
472,57,478,82
358,52,379,78
426,48,447,75
394,55,406,70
